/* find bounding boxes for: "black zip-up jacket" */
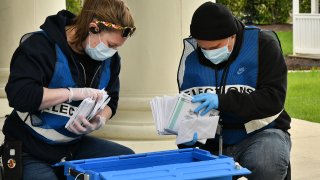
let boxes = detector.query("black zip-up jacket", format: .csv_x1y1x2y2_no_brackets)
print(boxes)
221,20,291,130
179,19,291,149
3,10,121,162
5,10,121,115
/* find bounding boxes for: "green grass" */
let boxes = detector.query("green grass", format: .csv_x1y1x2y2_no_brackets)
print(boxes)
285,71,320,123
276,31,293,56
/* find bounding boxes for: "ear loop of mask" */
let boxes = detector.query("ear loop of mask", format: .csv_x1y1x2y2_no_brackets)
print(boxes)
88,32,93,48
225,37,233,53
226,38,230,49
88,32,103,48
97,32,102,46
229,37,235,54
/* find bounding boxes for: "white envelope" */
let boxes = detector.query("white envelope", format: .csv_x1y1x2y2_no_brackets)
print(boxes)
176,115,219,145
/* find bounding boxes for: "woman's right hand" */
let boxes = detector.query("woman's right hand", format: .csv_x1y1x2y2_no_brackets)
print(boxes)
68,88,104,102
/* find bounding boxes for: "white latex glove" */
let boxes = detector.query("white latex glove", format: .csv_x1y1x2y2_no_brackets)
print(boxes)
67,115,106,135
68,88,104,102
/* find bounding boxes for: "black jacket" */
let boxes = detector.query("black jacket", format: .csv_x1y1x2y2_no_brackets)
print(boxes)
179,20,290,149
218,20,291,131
3,10,121,162
190,20,290,131
5,10,121,115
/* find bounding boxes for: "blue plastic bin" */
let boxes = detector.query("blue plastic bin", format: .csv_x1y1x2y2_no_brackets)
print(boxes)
59,148,250,180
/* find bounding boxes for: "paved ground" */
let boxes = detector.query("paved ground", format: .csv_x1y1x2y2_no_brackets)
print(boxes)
289,119,320,179
0,102,319,179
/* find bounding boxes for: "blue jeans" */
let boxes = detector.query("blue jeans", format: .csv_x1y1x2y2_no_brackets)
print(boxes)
22,136,134,180
221,128,291,180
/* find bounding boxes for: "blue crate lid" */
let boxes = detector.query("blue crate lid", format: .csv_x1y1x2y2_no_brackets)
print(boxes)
59,148,250,180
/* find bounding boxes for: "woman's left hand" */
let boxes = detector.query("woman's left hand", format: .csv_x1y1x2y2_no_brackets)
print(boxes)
67,115,106,135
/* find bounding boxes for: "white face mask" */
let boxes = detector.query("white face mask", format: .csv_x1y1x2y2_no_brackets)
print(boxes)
201,38,232,65
85,34,117,61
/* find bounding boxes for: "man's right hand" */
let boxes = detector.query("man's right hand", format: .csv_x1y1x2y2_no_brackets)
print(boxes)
68,88,104,102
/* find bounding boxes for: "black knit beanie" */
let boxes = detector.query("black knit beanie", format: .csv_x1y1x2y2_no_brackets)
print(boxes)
190,2,238,40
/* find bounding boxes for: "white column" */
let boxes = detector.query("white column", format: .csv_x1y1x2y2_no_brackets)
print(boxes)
0,0,65,116
311,0,319,14
91,0,209,153
293,0,300,14
292,0,300,55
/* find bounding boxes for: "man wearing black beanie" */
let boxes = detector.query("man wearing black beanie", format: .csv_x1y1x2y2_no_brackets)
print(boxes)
177,2,291,180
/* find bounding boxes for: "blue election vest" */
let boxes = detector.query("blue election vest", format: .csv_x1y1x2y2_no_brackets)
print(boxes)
177,27,274,145
19,32,112,144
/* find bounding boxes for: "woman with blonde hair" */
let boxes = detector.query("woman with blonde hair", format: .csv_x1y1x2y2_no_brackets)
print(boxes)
3,0,136,179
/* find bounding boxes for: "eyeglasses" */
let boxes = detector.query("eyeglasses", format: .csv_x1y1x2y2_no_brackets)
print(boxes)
94,20,136,37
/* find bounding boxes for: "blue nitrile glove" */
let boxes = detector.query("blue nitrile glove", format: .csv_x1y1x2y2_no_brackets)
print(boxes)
192,93,219,116
183,132,198,146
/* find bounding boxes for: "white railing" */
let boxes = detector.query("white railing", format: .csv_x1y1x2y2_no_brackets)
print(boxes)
293,14,320,55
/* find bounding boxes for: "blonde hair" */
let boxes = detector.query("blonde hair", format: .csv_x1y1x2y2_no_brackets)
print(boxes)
72,0,134,47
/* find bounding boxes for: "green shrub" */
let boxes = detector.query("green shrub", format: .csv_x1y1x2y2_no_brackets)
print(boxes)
217,0,292,24
300,0,310,13
66,0,82,15
300,0,314,13
216,0,246,20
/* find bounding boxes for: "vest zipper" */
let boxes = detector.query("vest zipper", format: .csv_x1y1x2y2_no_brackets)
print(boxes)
90,65,101,88
79,62,86,87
